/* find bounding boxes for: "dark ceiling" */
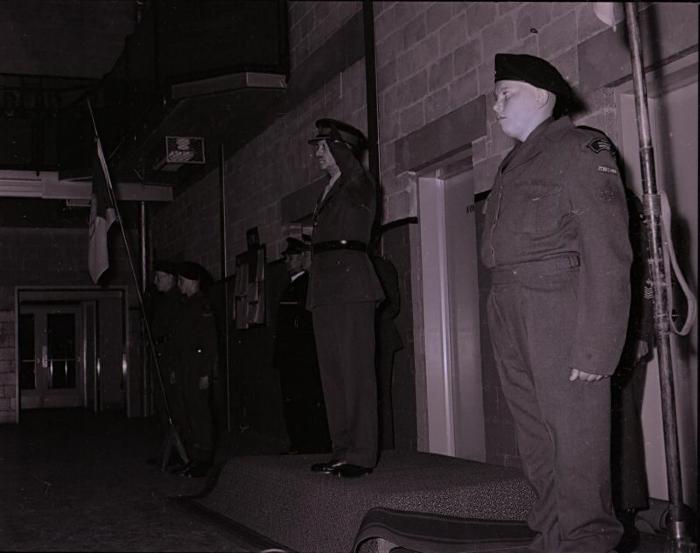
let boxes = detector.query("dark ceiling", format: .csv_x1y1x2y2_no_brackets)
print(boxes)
0,0,289,227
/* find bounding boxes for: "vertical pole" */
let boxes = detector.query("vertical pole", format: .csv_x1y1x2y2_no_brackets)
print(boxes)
363,0,380,184
623,4,693,551
219,143,231,432
139,200,149,417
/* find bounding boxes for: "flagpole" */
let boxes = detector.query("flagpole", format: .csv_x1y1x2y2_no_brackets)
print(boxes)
86,99,190,467
622,4,694,551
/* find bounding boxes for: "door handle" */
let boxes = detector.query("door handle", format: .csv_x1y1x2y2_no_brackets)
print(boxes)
41,345,48,369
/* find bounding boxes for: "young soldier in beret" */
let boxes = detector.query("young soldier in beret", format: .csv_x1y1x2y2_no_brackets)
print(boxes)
171,261,218,477
481,53,632,552
306,118,385,478
147,260,184,467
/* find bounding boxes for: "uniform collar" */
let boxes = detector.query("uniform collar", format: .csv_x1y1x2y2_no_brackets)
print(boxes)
502,116,568,174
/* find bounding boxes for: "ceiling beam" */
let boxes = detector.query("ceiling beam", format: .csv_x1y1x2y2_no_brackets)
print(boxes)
0,170,173,202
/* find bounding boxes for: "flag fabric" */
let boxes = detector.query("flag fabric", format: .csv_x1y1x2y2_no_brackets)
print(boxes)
88,137,117,284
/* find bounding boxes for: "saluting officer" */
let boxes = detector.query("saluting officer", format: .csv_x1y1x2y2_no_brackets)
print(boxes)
482,54,632,553
172,261,218,478
306,118,385,478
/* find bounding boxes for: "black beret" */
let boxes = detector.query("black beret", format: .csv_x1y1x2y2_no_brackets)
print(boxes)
308,118,367,154
281,237,310,256
495,53,572,101
176,261,204,281
153,260,176,275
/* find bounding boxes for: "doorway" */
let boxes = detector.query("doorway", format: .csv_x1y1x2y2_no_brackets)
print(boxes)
414,162,485,461
16,287,129,417
19,304,83,409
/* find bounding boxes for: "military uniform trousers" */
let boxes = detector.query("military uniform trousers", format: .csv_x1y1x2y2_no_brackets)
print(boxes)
179,368,214,464
312,301,377,468
611,359,649,512
487,262,621,553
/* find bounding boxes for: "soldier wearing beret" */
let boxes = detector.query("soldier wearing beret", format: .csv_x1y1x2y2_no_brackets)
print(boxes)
147,260,185,466
273,237,331,454
171,261,218,477
306,118,385,478
481,53,632,552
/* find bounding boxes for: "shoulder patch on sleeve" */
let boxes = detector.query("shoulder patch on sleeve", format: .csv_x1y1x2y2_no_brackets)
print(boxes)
587,137,614,154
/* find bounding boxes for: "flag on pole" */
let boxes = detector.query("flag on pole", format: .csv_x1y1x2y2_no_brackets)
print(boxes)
88,137,117,284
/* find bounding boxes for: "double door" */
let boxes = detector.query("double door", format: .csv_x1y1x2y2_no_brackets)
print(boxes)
19,305,83,409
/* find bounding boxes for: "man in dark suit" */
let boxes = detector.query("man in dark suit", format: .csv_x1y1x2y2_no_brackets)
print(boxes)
306,118,385,478
482,54,631,552
274,237,330,454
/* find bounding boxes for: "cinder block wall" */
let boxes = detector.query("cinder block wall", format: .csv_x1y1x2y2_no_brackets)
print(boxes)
151,2,698,460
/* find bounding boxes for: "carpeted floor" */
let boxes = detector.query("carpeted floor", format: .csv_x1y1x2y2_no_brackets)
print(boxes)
0,408,676,552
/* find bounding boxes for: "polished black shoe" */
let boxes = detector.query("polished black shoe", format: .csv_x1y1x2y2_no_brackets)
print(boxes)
310,459,346,473
334,464,373,478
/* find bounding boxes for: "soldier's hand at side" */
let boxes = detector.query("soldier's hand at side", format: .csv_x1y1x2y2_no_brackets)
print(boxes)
198,376,210,390
568,368,606,382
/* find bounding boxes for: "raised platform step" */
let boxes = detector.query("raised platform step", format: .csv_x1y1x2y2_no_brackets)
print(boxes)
192,450,536,552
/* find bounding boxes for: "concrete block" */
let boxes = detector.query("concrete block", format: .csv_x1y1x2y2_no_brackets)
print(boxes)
453,38,482,76
551,47,580,89
576,1,609,44
377,58,397,92
551,2,578,19
402,12,427,50
467,2,497,36
428,53,454,92
498,3,520,16
439,12,467,55
481,15,516,62
449,70,479,112
424,86,451,123
426,2,453,35
412,33,440,71
514,2,553,40
397,69,427,110
477,60,495,97
399,101,425,136
396,46,417,82
539,11,577,59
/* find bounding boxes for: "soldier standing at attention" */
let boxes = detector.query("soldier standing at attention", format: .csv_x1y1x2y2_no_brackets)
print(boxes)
481,53,632,553
147,260,183,467
306,118,385,478
173,261,218,478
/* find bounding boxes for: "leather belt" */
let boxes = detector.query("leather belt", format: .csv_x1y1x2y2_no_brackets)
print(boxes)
312,240,368,254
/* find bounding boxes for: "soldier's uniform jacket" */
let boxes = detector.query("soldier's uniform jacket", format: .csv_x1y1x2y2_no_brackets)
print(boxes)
150,288,181,357
307,169,385,308
173,291,218,382
480,116,632,375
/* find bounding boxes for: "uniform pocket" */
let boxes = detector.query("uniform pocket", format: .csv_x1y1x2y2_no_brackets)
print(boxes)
512,181,562,234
